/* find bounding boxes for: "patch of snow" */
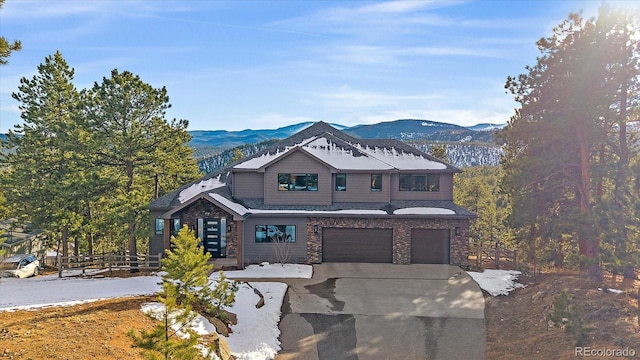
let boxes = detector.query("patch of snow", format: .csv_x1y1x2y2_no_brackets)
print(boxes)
0,271,289,360
393,207,456,215
211,262,312,279
179,175,225,203
209,193,249,216
140,281,287,360
0,274,161,311
226,282,287,360
598,288,624,294
467,269,526,296
248,209,387,215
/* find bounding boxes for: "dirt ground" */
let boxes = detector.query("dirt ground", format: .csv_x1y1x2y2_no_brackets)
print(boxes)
0,269,638,359
486,271,640,359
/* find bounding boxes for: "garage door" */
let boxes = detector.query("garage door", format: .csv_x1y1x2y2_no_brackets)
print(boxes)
323,228,393,263
411,229,450,264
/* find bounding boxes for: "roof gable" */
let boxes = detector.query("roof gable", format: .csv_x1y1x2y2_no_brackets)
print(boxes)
232,121,455,172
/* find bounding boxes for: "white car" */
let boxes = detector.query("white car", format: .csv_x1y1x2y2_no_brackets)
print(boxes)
0,254,40,278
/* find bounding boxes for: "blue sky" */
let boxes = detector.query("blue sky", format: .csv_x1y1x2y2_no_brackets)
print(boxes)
0,0,635,132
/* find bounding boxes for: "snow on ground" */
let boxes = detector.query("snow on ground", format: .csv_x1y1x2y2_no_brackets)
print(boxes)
141,282,287,360
467,269,526,296
0,272,161,311
0,263,300,359
599,287,624,294
212,262,312,279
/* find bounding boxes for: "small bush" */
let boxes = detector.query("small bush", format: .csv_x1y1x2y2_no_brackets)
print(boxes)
548,290,587,346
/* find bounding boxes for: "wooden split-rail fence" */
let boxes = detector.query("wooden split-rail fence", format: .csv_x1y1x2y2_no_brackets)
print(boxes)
469,243,517,270
56,253,162,277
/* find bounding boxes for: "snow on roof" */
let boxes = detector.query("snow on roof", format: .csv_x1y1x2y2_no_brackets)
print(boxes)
178,175,225,203
248,209,388,215
208,193,249,216
393,207,456,215
356,145,448,170
233,136,318,170
303,137,393,170
233,134,447,171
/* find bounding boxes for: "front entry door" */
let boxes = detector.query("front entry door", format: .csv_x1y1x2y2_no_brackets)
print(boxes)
203,218,222,258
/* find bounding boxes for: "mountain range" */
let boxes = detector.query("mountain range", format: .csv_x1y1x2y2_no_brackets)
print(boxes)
190,120,505,153
193,119,507,171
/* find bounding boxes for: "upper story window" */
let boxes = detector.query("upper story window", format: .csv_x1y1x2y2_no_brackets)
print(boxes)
371,174,382,192
335,174,347,191
278,173,318,191
399,174,440,192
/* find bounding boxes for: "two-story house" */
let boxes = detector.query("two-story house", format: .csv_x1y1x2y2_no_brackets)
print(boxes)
149,122,475,269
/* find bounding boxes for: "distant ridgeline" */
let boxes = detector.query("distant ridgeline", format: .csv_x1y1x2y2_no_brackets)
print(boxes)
192,120,505,173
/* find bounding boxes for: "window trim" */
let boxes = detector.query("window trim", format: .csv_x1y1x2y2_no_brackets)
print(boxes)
277,173,319,191
155,218,165,235
371,174,383,192
399,174,440,192
255,225,297,243
335,173,347,192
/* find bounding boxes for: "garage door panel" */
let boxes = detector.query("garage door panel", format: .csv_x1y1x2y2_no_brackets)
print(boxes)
323,228,393,263
411,229,450,264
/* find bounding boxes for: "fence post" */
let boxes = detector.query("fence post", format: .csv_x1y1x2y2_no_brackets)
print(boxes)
58,254,62,278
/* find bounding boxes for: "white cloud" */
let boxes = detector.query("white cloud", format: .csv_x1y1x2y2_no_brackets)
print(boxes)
317,86,442,109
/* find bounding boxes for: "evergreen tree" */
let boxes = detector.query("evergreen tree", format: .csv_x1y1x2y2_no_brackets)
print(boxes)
430,145,448,163
85,70,201,269
501,7,640,280
0,0,21,65
1,51,86,257
130,225,236,359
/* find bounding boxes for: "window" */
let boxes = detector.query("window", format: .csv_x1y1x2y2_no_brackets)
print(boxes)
278,173,318,191
255,225,296,243
335,174,347,191
399,174,440,191
371,174,382,192
171,218,181,235
155,218,165,235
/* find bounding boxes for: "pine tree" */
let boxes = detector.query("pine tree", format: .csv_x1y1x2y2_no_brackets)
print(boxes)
130,225,237,359
86,70,201,269
0,0,21,66
1,51,86,257
501,7,640,280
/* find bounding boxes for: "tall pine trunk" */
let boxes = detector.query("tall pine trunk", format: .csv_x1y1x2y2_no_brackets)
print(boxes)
575,125,602,281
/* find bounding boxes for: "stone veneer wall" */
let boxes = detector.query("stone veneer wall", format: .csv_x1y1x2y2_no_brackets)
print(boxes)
306,217,470,265
174,198,239,258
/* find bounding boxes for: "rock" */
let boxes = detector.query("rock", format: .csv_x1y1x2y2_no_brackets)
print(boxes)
532,290,545,301
201,333,234,360
210,317,229,337
220,310,238,325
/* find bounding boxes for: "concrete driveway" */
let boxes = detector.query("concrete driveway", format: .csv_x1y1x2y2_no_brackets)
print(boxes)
276,263,485,360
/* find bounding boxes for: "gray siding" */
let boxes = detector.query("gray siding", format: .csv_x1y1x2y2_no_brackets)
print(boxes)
242,216,308,264
264,151,331,205
332,172,390,202
233,172,264,199
149,210,166,256
390,173,453,201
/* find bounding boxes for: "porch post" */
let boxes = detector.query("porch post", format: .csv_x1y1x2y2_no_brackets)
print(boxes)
163,218,171,251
